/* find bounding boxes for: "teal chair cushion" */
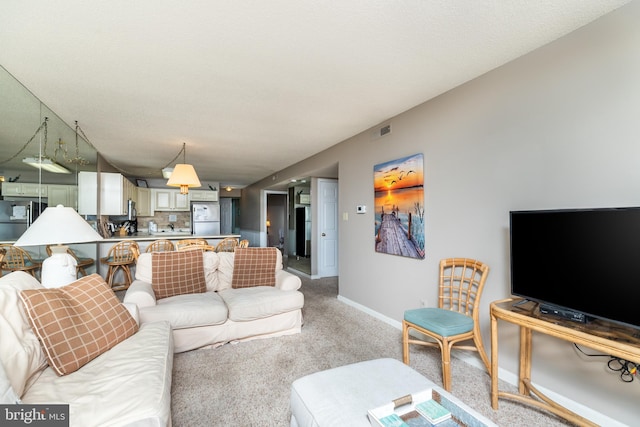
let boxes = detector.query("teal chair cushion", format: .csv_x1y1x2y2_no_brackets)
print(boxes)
404,308,473,337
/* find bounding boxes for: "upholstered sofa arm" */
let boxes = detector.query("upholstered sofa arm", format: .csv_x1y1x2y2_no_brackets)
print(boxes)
122,302,140,325
123,280,157,308
275,270,302,291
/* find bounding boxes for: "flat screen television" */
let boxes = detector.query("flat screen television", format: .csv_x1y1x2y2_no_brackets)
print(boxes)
509,206,640,330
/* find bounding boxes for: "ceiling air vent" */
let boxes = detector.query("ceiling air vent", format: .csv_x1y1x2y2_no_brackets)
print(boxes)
380,124,391,136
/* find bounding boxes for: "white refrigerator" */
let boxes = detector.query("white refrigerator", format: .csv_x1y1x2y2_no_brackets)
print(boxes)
191,202,220,235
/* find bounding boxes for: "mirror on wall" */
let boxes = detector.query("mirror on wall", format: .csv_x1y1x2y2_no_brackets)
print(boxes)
0,64,97,200
0,64,99,268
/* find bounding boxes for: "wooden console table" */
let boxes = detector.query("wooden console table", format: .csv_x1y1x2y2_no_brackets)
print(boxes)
490,298,640,427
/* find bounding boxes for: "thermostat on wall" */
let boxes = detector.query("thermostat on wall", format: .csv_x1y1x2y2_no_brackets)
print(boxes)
356,205,366,214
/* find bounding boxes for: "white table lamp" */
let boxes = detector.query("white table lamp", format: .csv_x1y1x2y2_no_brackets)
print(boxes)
13,204,104,287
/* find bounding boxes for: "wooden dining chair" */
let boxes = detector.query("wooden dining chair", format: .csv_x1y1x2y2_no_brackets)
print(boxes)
100,240,140,291
238,239,249,248
0,244,42,278
402,258,490,391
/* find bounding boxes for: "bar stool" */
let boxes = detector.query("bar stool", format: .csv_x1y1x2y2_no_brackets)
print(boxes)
175,238,208,251
214,237,239,252
100,240,140,291
145,239,175,253
0,244,42,278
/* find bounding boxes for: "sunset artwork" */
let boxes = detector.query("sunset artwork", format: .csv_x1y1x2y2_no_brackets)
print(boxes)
374,153,425,259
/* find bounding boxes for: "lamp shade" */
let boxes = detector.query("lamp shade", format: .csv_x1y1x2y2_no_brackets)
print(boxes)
14,205,103,247
166,163,201,194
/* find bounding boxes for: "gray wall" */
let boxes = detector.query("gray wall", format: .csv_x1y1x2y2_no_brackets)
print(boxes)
244,3,640,424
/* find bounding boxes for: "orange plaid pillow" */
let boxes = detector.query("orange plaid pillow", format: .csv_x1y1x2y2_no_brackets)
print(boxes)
19,274,138,376
231,247,277,288
152,250,206,299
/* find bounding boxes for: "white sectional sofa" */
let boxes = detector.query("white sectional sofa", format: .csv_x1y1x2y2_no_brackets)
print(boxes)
124,247,304,353
0,271,174,427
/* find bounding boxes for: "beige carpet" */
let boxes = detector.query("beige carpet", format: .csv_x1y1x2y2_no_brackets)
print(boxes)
170,274,573,426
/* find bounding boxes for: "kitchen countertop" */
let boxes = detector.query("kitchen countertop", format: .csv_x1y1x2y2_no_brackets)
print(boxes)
100,233,240,242
0,234,239,245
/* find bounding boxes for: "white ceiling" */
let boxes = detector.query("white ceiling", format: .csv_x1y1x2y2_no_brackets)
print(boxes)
0,1,629,188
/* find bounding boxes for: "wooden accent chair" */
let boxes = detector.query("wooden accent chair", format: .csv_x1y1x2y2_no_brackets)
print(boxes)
46,245,95,278
238,239,249,248
175,238,209,251
402,258,490,391
145,239,175,253
0,244,42,278
214,237,238,252
100,240,140,291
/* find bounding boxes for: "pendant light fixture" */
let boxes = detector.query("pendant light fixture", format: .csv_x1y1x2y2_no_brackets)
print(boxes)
21,117,71,174
166,142,201,194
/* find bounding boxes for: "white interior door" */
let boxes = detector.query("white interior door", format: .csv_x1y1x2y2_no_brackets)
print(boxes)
317,178,338,277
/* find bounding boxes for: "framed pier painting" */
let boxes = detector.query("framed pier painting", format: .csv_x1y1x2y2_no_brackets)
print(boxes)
374,153,425,259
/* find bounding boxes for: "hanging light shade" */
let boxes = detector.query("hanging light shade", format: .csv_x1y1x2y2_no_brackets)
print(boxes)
167,163,201,194
166,142,201,194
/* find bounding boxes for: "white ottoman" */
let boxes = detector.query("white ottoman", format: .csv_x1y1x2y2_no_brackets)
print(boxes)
290,358,434,427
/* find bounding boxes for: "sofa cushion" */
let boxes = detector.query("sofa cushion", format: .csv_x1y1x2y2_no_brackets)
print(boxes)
152,250,206,299
0,359,20,404
202,251,220,291
219,287,304,322
141,291,228,329
135,252,153,282
19,274,139,376
0,271,48,397
217,252,235,291
21,321,173,427
231,247,277,288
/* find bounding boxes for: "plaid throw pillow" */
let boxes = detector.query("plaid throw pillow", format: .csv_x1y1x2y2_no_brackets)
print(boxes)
19,274,138,376
231,247,277,288
152,250,206,299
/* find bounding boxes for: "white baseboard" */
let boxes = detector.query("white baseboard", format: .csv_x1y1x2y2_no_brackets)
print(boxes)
336,295,625,427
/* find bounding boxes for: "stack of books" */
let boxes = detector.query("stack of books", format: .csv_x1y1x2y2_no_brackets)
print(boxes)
372,398,452,426
415,399,452,424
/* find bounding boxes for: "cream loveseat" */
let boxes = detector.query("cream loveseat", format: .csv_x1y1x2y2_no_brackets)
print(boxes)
123,247,304,353
0,271,174,427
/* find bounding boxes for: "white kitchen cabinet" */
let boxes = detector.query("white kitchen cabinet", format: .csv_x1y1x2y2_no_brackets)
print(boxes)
137,187,152,216
1,182,48,198
78,172,136,215
190,190,218,202
78,171,98,215
101,172,137,216
152,189,190,211
47,184,78,209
